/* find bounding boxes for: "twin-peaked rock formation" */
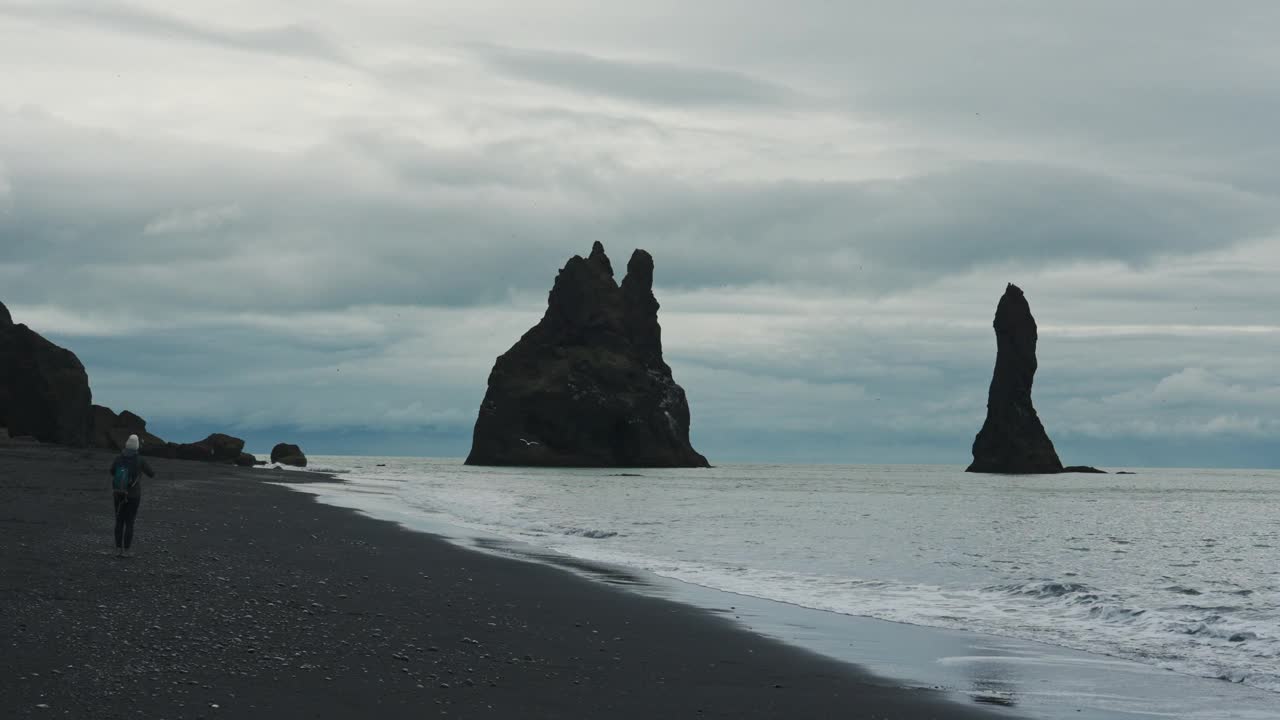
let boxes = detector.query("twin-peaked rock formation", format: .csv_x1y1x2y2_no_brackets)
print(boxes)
967,284,1102,474
466,243,708,468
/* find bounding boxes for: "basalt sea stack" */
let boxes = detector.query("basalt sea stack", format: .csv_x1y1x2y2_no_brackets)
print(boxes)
0,301,93,445
967,284,1065,474
466,243,709,468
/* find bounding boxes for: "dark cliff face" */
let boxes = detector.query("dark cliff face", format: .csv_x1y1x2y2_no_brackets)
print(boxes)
966,284,1064,474
0,301,93,446
466,243,709,468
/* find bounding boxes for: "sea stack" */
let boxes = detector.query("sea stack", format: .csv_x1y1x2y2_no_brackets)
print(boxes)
966,284,1064,474
0,301,93,446
466,243,709,468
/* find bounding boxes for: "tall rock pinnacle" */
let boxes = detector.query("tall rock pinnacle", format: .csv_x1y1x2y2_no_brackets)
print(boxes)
966,284,1064,474
466,243,709,468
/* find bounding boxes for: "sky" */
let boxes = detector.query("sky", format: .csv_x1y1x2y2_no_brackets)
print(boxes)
3,1,1280,466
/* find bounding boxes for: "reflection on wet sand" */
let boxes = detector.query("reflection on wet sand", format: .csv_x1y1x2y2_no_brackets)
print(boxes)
961,656,1019,707
291,478,1280,720
473,537,653,587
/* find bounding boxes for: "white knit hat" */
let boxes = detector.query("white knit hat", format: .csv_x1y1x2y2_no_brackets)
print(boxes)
125,434,140,451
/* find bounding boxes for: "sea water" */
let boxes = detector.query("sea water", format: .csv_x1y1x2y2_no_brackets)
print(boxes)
287,459,1280,710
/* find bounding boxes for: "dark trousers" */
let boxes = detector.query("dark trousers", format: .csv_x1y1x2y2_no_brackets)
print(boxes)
113,495,141,549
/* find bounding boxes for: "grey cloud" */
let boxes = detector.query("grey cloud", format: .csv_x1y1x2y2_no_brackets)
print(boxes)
21,252,1280,467
668,304,1280,466
845,166,1277,269
0,1,350,66
600,1,1280,179
615,166,1280,292
5,110,1278,321
0,163,11,216
143,204,243,236
475,44,798,107
7,0,1280,466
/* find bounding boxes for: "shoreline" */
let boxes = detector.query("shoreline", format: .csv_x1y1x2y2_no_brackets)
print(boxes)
289,455,1280,720
2,445,1009,719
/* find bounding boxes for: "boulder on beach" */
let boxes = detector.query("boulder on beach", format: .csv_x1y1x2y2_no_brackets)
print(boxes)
0,301,93,446
271,442,307,467
142,443,177,459
202,433,246,462
158,427,247,461
466,242,708,468
91,404,167,452
187,433,246,463
966,284,1065,474
141,432,255,464
173,441,213,462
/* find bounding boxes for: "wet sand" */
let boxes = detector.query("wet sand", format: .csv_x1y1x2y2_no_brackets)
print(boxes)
0,444,1010,719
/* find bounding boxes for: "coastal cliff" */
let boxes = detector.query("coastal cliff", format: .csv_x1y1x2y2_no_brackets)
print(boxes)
466,243,708,468
0,301,93,446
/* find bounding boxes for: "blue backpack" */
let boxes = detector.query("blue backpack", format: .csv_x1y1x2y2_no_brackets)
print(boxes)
112,460,134,496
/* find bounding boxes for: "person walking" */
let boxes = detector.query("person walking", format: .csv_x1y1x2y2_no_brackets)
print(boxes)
109,434,156,557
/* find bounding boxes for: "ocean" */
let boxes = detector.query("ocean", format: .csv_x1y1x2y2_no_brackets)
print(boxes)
281,459,1280,717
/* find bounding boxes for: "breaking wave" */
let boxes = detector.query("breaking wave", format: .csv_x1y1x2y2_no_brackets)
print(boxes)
559,527,619,539
303,458,1280,697
547,555,1280,694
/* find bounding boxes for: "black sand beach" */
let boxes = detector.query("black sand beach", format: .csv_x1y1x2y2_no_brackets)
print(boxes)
1,445,1010,719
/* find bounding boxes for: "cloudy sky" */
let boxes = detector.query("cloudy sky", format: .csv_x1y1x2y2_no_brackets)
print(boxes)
3,1,1280,466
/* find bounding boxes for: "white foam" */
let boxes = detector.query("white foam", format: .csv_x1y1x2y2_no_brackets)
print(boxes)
307,457,1280,696
537,551,1280,693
